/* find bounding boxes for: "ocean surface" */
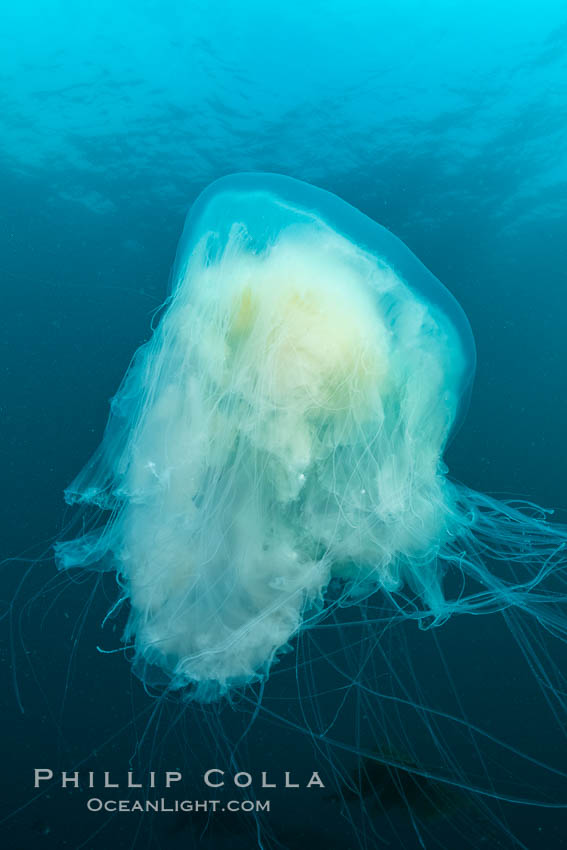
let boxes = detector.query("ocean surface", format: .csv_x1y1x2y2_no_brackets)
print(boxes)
1,2,567,848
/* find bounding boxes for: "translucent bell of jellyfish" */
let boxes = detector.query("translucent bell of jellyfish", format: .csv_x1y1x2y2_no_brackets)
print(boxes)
55,173,567,703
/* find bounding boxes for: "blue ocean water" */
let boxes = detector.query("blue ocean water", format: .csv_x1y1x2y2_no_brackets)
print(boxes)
1,2,567,848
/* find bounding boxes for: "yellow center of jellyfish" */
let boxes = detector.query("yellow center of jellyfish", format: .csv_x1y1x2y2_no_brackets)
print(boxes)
227,269,388,421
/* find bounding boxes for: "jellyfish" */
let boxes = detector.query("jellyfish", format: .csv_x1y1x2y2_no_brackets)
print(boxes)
53,172,567,725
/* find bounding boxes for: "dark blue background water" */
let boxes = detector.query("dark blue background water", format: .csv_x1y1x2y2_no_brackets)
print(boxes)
2,2,567,848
